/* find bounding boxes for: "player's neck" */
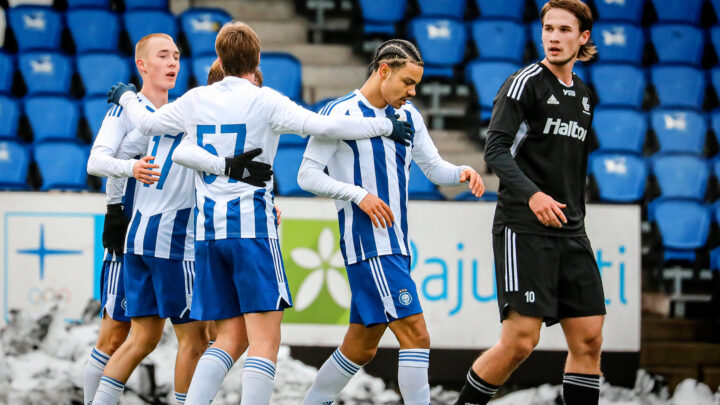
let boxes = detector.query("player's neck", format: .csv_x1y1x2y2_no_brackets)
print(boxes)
360,78,388,109
140,84,169,108
541,58,574,86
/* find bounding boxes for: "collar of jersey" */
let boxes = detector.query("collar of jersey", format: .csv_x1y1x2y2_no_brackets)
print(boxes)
221,75,252,86
353,89,392,114
136,92,159,111
536,61,575,88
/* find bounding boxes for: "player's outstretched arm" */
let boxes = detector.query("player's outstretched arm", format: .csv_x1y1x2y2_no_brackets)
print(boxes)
107,82,186,136
265,89,412,142
173,137,272,187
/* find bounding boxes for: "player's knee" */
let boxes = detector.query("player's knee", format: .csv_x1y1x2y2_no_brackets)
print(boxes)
354,346,378,365
129,332,162,356
570,332,603,359
407,327,431,349
178,331,210,358
501,332,539,363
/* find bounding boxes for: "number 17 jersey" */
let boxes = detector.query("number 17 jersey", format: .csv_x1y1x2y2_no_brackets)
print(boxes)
122,94,195,261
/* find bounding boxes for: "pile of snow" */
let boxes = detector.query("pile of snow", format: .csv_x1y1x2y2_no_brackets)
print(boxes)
0,302,718,404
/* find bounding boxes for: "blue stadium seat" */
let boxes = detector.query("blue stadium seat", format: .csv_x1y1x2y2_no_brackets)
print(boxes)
650,25,703,66
179,8,232,55
34,142,88,191
417,0,467,18
454,190,498,201
710,67,720,104
593,23,644,64
593,0,645,23
259,53,302,102
589,64,645,108
593,108,646,154
278,134,308,147
0,96,20,140
8,6,62,51
409,161,445,200
0,53,14,94
529,20,543,58
589,152,647,203
409,17,466,79
711,111,720,148
651,66,705,109
653,199,710,262
0,141,30,190
191,55,215,86
651,154,709,200
465,61,519,113
650,109,706,155
169,61,190,99
124,11,178,45
124,0,168,10
83,97,110,138
25,96,80,142
67,9,120,53
77,53,130,97
274,147,313,197
470,19,526,63
358,0,407,35
573,63,587,82
476,0,526,20
711,25,720,61
66,0,110,8
18,52,73,95
651,0,703,23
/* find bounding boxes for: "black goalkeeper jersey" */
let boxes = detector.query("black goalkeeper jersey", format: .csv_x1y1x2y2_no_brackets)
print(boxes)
485,62,595,237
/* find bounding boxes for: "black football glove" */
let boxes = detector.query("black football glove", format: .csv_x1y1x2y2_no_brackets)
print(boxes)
385,113,413,146
224,148,273,187
107,82,137,105
102,203,129,256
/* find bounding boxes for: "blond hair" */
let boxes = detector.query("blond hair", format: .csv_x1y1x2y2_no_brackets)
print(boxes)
134,33,175,61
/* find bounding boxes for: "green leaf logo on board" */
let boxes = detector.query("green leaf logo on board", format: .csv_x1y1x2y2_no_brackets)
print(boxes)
281,219,350,324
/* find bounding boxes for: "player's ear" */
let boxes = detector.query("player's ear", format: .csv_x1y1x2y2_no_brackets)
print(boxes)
379,63,390,80
578,30,590,46
136,58,146,74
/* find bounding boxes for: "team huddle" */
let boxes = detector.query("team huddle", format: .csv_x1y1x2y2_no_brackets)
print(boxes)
83,0,605,404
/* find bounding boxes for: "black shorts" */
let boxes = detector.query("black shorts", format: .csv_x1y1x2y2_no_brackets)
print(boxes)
492,227,606,326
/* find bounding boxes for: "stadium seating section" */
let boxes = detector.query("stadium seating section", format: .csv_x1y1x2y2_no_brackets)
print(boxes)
3,0,720,270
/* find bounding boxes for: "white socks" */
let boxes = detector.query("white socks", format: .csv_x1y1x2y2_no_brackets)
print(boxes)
91,376,124,405
302,348,360,405
185,347,234,405
241,357,276,404
398,349,430,405
83,347,110,405
175,391,186,404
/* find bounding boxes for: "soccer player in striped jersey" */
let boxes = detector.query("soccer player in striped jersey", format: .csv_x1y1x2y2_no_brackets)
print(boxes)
297,39,484,405
88,33,211,405
454,2,604,404
105,21,414,405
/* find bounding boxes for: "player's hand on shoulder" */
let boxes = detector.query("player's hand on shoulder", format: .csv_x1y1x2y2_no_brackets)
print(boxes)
358,193,394,229
460,167,484,197
528,191,567,228
385,113,413,146
133,155,161,185
102,203,129,256
224,148,274,188
107,82,137,105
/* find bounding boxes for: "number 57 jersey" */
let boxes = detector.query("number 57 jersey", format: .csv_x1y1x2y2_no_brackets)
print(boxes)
123,93,195,261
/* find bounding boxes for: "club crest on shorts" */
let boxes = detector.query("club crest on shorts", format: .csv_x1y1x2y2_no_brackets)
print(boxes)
121,298,127,311
398,289,412,306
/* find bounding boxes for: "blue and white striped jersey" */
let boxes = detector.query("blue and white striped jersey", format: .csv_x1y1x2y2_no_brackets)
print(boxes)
120,94,195,261
304,90,451,265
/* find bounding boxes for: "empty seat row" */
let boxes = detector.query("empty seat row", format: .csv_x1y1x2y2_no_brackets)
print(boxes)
0,140,88,191
59,0,168,10
589,152,714,203
7,5,231,55
360,0,712,35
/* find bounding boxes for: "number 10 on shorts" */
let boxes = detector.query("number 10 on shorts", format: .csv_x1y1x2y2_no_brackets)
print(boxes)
525,291,535,303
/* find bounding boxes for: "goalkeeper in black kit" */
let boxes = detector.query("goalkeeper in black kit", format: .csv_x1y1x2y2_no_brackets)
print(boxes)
455,1,605,404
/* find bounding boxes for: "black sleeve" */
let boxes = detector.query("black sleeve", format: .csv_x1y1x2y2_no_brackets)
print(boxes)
484,77,541,203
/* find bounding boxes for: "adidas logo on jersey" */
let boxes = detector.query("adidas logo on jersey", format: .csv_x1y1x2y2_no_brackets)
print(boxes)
543,118,587,141
547,94,559,104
